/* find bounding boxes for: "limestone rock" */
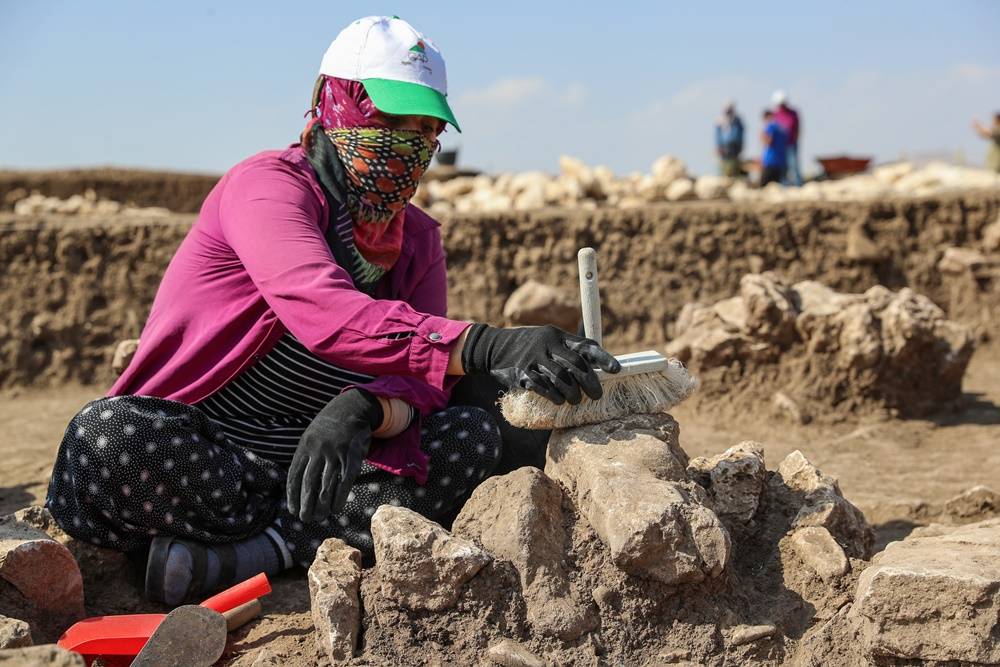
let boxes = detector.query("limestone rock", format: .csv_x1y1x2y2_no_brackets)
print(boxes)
850,518,1000,664
739,273,799,346
0,615,31,649
687,442,765,525
772,391,810,424
308,538,362,665
454,468,596,640
0,516,85,638
111,338,139,375
943,485,999,522
0,645,85,666
486,639,548,667
545,414,730,585
773,451,873,559
982,216,1000,252
371,506,490,612
665,178,696,202
728,624,777,647
502,281,580,332
787,527,849,582
937,246,987,274
650,155,688,184
694,175,731,200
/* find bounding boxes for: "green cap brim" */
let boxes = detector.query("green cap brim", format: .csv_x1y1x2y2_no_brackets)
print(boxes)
361,78,461,133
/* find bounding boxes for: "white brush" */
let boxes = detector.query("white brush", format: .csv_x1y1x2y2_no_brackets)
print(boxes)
499,247,699,429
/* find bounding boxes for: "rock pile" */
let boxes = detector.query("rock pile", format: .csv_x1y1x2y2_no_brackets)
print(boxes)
666,273,976,420
11,189,171,217
411,156,1000,215
298,414,1000,666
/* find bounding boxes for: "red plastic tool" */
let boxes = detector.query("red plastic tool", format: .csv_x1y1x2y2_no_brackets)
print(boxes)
57,573,271,664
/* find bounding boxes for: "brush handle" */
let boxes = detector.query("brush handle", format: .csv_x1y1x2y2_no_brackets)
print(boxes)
578,247,602,346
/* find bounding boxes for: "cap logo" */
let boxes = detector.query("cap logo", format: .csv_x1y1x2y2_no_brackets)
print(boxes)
402,40,432,74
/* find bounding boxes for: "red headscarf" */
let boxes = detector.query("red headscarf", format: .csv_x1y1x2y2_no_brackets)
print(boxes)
306,75,420,275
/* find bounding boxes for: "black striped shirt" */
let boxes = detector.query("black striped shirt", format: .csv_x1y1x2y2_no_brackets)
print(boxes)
196,334,375,467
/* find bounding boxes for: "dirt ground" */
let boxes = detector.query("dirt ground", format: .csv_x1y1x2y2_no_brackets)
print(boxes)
1,346,998,664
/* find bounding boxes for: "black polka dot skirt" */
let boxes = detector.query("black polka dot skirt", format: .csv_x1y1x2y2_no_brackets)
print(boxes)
46,396,502,565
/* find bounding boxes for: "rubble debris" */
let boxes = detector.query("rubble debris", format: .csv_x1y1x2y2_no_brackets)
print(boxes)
687,442,766,526
308,538,362,665
668,273,975,419
0,615,31,650
370,505,490,612
850,518,1000,664
408,155,1000,216
943,484,999,522
773,450,873,559
12,190,170,217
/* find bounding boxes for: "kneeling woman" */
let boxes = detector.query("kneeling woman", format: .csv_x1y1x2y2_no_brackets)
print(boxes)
46,16,617,605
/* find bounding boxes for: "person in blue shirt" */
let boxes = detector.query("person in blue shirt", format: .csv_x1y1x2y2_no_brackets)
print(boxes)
760,109,788,187
714,101,744,177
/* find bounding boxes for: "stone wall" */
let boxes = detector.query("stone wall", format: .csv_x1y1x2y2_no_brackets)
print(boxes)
2,191,998,388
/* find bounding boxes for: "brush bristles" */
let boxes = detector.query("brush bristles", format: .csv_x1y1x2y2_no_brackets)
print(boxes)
499,358,700,430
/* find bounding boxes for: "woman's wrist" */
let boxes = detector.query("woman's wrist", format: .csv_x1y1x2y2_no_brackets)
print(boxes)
446,324,473,376
372,396,414,438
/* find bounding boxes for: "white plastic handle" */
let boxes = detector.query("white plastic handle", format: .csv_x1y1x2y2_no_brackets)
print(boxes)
578,247,602,346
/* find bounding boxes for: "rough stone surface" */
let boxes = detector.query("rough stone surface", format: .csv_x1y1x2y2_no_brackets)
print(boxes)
787,527,850,582
669,273,976,420
728,624,777,647
740,273,799,345
943,484,999,522
850,518,1000,664
0,516,85,641
453,468,596,640
687,442,766,525
773,451,873,559
110,338,139,375
545,414,730,584
307,538,362,665
0,615,31,650
502,280,580,333
0,645,85,666
486,639,548,667
371,506,490,612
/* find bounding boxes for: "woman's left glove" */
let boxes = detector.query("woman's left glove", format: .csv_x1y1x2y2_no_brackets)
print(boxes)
286,388,383,523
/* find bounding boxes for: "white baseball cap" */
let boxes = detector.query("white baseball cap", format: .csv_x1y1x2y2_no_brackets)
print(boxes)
771,90,788,106
319,15,460,131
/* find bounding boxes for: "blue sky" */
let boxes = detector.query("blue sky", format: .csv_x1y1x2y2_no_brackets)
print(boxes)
2,1,998,176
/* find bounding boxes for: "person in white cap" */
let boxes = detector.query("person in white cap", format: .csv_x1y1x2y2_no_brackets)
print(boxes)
771,90,803,186
46,15,618,603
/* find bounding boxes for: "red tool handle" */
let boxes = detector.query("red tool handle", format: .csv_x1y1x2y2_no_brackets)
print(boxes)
200,572,271,613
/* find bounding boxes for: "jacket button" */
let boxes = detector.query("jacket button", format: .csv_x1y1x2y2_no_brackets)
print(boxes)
428,332,442,341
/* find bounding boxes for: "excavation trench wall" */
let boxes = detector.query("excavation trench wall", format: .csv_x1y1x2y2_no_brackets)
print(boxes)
2,191,999,388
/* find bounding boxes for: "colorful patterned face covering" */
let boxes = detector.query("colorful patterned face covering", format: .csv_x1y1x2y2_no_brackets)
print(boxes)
325,127,435,222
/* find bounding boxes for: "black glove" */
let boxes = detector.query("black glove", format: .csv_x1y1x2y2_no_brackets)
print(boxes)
461,324,620,405
286,388,383,523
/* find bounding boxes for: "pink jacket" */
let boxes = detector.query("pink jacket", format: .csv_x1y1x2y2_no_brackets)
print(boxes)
110,145,470,483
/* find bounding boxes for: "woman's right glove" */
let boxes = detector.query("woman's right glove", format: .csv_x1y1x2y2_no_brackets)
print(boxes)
461,323,620,405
